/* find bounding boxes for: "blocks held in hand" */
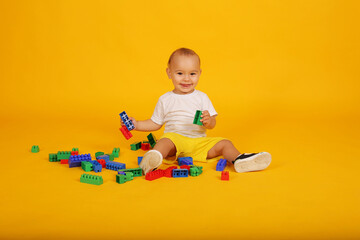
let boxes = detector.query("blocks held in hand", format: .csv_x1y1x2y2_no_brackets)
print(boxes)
193,110,203,126
120,125,133,140
119,111,135,131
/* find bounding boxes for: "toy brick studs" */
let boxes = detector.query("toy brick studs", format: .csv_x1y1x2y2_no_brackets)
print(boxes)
31,145,39,153
80,174,103,185
193,110,203,126
216,159,227,171
221,171,229,181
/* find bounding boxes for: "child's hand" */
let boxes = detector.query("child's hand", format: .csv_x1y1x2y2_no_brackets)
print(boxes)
200,110,212,128
120,117,138,130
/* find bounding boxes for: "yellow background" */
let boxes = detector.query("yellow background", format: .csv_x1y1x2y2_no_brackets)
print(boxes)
1,0,359,239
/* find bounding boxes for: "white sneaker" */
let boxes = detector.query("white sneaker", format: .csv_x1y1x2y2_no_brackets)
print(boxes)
233,152,271,173
139,150,163,174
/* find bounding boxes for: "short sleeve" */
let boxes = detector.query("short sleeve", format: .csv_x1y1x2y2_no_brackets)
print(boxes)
203,94,218,117
151,98,165,125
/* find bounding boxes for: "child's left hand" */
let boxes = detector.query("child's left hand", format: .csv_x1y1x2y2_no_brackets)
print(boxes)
200,110,212,128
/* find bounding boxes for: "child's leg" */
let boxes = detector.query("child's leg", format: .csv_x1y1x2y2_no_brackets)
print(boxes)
206,140,240,163
153,138,177,158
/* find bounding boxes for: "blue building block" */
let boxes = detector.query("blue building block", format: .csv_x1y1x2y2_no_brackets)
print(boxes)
118,171,126,175
96,155,110,161
119,111,135,131
138,156,143,165
89,160,102,173
172,169,189,178
216,159,227,171
106,161,126,171
178,157,193,166
69,154,92,168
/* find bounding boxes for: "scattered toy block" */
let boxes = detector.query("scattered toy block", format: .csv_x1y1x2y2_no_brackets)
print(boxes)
120,125,133,140
97,159,106,168
117,171,126,175
147,133,157,148
31,145,39,153
180,165,191,171
72,148,79,152
189,166,203,177
112,147,120,158
193,110,203,126
89,160,102,173
49,153,58,162
80,174,103,185
120,168,143,177
145,169,165,181
130,142,142,151
116,172,134,184
106,161,126,171
173,169,189,178
138,156,143,165
106,154,114,161
60,159,68,164
178,157,193,166
82,161,93,172
95,152,105,158
221,171,229,181
141,142,150,150
119,111,135,131
68,154,92,168
71,151,78,156
216,159,227,171
97,155,109,161
57,151,71,160
164,166,178,177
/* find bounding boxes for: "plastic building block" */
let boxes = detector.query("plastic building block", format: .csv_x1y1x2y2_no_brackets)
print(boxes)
106,154,114,161
49,153,58,162
120,168,143,177
112,147,120,158
141,143,150,150
117,171,126,175
71,151,78,156
95,152,105,158
120,126,133,140
221,171,229,181
106,161,126,171
216,159,227,171
57,151,71,160
178,157,193,166
125,172,134,181
147,133,157,148
60,159,68,164
189,166,203,177
193,110,203,126
172,169,189,178
68,154,92,168
97,159,106,168
116,172,133,184
89,160,102,173
119,111,135,131
97,155,109,161
31,145,39,153
130,142,142,151
164,166,178,177
82,161,93,172
80,174,103,185
72,148,79,152
138,156,143,165
180,165,191,171
145,169,165,181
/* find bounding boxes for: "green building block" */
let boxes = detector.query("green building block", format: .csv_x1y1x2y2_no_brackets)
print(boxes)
72,148,79,152
121,168,143,177
82,161,93,172
189,165,203,176
130,142,142,151
95,152,105,158
49,153,58,162
112,147,120,158
125,172,134,181
57,151,71,160
147,133,157,148
193,110,203,126
31,145,39,153
106,153,114,161
80,174,103,185
116,172,134,184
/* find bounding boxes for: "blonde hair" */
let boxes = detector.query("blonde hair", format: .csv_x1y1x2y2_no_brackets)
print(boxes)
168,48,200,67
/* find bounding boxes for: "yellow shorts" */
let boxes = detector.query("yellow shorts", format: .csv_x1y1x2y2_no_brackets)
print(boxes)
159,132,227,164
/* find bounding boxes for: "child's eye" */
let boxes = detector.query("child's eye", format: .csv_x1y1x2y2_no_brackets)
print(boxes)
177,72,183,75
190,73,197,76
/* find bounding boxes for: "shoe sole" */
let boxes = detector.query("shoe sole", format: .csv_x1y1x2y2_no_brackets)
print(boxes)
140,150,163,174
234,152,271,173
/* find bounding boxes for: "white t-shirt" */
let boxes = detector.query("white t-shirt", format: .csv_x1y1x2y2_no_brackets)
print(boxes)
151,90,218,138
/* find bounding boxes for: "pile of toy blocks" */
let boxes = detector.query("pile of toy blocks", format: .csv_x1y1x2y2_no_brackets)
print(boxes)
130,133,156,151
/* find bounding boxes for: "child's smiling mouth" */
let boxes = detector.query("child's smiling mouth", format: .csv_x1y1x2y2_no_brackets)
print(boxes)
180,84,192,88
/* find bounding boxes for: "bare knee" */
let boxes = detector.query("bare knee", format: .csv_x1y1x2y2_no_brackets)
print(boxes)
153,138,177,158
207,140,233,158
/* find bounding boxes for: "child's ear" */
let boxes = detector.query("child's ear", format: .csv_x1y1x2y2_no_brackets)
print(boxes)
199,69,202,76
166,68,171,79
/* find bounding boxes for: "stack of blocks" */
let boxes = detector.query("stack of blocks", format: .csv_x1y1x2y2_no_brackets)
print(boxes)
69,154,92,168
119,111,134,140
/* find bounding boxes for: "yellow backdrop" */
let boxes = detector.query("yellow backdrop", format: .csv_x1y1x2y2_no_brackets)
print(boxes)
1,0,359,239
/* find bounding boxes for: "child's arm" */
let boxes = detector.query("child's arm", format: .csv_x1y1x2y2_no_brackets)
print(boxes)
121,117,162,132
200,110,216,129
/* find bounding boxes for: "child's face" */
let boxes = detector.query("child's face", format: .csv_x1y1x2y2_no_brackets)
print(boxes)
166,54,201,95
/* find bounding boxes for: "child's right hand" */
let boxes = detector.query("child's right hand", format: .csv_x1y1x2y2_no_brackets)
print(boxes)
120,117,138,130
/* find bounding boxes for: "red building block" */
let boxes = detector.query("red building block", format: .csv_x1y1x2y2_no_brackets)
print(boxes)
221,171,229,181
119,125,133,140
60,159,68,164
164,166,178,178
71,151,78,156
145,169,165,181
141,143,150,150
180,165,190,171
97,159,106,168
